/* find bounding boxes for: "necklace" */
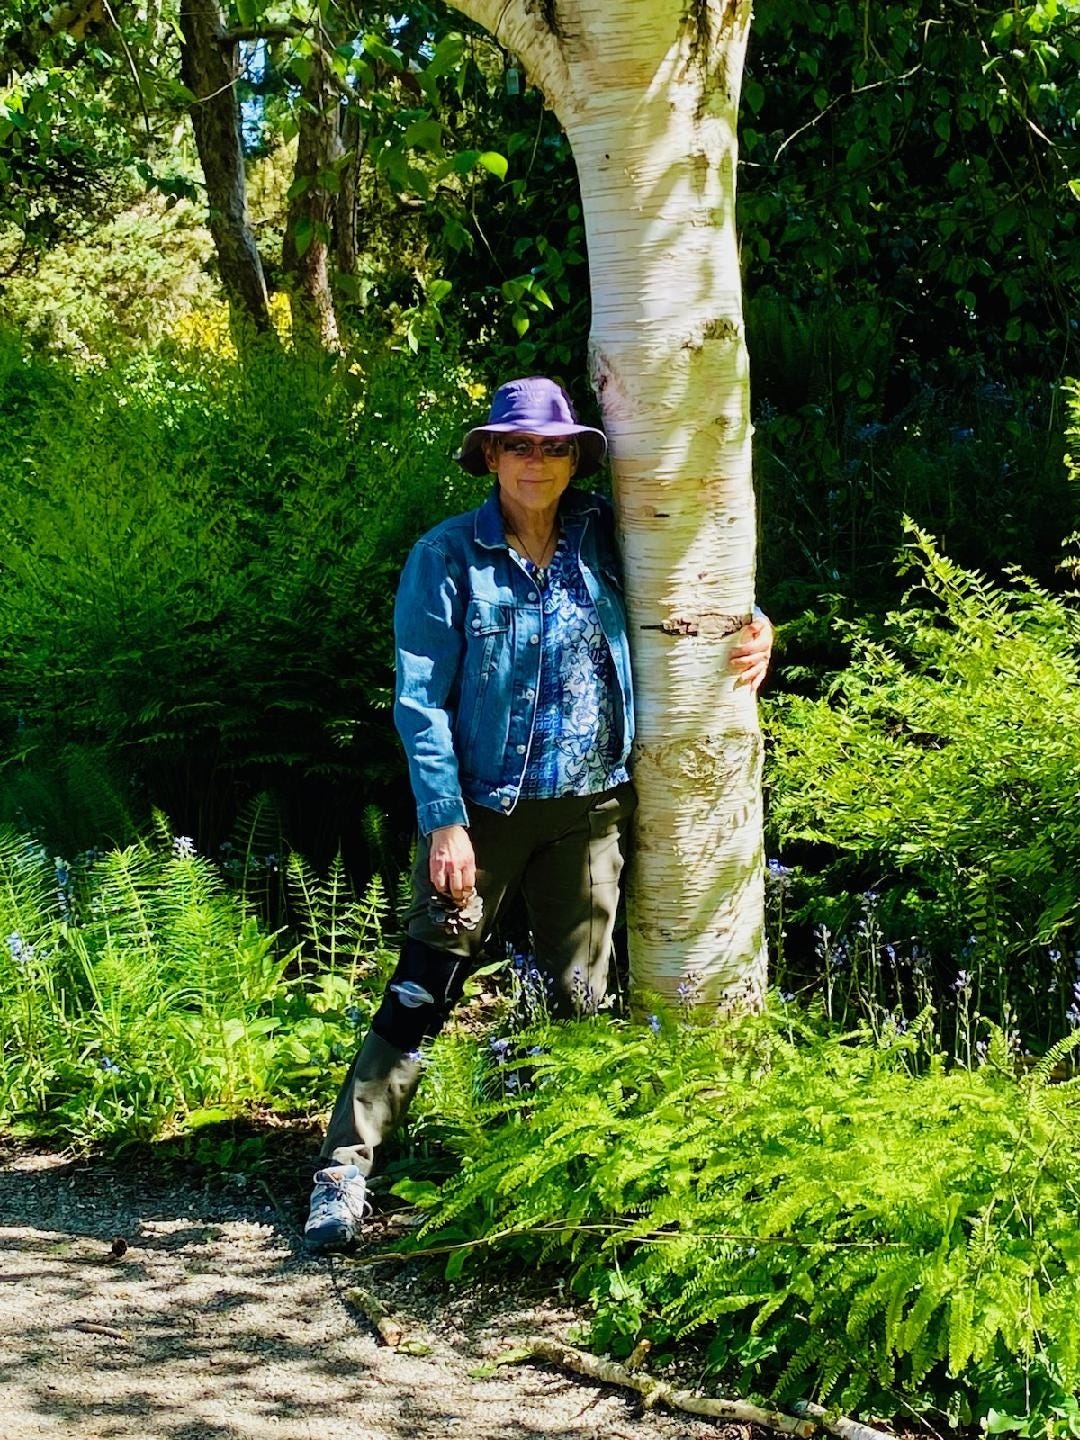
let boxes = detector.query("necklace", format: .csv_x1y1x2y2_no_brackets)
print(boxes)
507,527,558,572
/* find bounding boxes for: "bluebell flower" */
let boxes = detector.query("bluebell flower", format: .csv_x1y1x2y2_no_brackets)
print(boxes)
647,1013,661,1034
510,948,529,974
344,1005,363,1025
99,1056,121,1076
952,970,972,995
172,836,196,860
489,1037,512,1062
676,973,701,1007
6,932,32,966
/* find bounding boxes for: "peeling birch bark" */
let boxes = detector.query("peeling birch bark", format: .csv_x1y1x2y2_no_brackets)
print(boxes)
443,0,765,1005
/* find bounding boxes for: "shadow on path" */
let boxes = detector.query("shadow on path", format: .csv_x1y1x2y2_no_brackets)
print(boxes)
0,1128,735,1440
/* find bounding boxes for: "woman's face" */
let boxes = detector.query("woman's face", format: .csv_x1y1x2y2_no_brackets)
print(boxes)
485,432,578,516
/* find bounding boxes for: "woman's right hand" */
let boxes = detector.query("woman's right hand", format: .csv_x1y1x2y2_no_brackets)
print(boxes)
428,824,476,901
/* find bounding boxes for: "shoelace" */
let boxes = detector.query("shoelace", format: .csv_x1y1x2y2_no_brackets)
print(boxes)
318,1173,372,1223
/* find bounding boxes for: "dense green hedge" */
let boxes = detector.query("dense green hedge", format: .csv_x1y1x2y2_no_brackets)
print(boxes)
0,328,488,859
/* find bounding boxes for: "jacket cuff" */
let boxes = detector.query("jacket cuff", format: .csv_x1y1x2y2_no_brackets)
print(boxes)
417,796,469,836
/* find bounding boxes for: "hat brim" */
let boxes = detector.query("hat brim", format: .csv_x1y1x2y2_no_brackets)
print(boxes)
456,422,608,478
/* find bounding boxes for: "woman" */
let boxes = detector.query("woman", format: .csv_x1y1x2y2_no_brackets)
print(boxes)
305,377,772,1251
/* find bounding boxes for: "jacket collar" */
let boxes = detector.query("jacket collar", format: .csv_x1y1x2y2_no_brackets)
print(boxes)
474,484,601,551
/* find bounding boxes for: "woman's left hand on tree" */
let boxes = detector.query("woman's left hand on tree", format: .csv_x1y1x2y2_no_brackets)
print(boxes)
730,615,774,695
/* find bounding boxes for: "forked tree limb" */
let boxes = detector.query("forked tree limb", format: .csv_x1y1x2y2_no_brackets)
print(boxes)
522,1338,897,1440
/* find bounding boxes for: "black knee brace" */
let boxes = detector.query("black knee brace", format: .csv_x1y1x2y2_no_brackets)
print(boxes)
370,938,469,1052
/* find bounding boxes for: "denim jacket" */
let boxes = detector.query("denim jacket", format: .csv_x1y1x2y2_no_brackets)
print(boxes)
393,486,635,834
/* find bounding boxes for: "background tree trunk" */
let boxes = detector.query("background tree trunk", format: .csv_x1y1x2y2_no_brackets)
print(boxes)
442,0,765,1007
334,104,364,278
282,44,343,351
178,0,272,339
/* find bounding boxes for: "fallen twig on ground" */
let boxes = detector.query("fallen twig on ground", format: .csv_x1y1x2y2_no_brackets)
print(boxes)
792,1399,897,1440
346,1284,404,1348
71,1320,129,1341
519,1337,896,1440
521,1338,813,1435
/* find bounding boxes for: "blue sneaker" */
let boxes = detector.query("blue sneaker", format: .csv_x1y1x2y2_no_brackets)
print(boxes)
304,1164,369,1253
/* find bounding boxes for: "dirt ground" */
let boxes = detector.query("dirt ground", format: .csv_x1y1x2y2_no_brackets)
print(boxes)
0,1128,758,1440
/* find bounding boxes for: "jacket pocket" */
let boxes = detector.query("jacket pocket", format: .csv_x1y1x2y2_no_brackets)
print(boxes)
466,598,513,636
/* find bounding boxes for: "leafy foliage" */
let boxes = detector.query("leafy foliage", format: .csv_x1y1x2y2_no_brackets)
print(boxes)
0,195,215,353
764,526,1080,1041
0,326,487,856
404,1007,1080,1434
0,821,390,1144
0,1,189,259
740,0,1080,380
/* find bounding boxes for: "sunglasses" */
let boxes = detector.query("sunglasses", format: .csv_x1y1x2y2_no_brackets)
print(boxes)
498,438,577,460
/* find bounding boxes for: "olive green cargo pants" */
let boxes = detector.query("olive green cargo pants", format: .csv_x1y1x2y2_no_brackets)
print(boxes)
318,782,636,1177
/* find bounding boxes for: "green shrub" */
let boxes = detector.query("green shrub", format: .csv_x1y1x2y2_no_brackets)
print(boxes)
0,327,487,856
0,822,392,1144
752,324,1072,625
0,196,216,356
763,525,1080,1044
403,1007,1080,1435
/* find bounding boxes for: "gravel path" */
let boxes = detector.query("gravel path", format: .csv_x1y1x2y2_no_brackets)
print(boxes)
0,1134,750,1440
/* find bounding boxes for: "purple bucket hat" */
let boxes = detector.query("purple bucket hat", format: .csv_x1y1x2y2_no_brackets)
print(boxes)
456,376,608,478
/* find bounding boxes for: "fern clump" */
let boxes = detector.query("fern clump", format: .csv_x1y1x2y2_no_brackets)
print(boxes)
765,525,1080,1044
0,823,387,1143
404,1006,1080,1434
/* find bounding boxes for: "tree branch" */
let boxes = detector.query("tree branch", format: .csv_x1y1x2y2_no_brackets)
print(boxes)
440,0,569,108
519,1337,903,1440
221,24,307,44
101,0,152,138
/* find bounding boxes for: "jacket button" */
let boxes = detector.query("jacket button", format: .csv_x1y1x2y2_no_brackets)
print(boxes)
501,796,512,808
516,744,526,754
525,688,535,699
528,591,538,602
529,634,539,645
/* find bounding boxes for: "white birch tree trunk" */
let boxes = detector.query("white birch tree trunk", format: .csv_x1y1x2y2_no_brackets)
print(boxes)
443,0,765,1008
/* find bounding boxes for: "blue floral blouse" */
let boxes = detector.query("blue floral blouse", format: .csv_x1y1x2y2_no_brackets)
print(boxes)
508,534,631,799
